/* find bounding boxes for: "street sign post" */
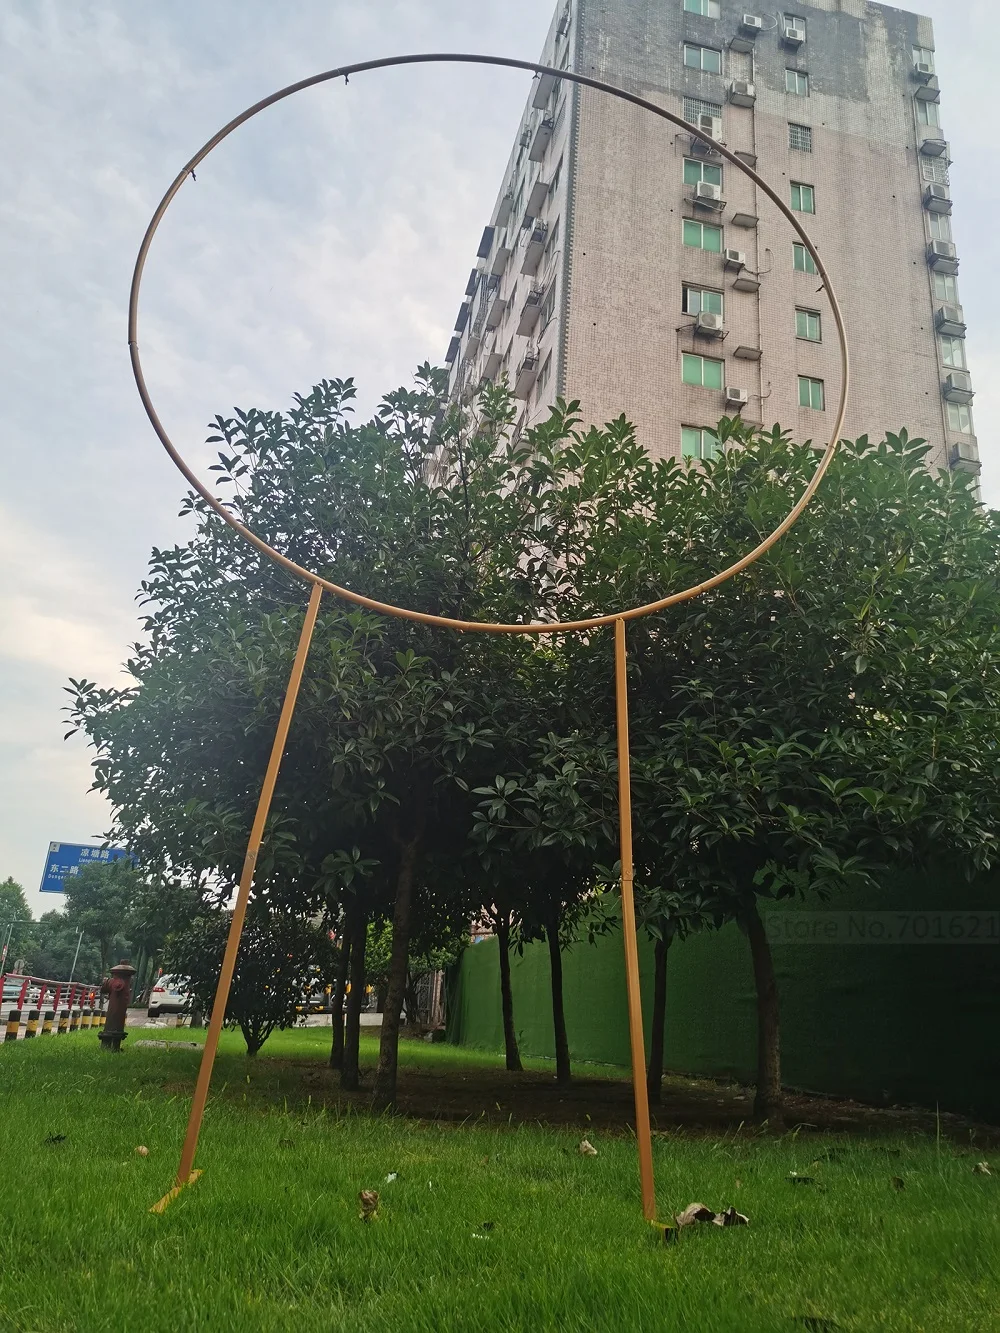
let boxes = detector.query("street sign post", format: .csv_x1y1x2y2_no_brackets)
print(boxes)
39,842,131,894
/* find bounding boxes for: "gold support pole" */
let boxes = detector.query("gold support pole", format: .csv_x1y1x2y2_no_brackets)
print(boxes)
614,617,657,1223
152,581,324,1213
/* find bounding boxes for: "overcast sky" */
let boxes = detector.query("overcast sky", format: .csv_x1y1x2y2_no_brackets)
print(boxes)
2,0,996,919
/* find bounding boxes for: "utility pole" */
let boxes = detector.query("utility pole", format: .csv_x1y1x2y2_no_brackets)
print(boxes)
67,930,84,983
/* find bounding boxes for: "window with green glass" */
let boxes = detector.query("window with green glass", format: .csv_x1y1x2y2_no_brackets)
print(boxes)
795,308,821,341
683,158,723,187
683,285,724,316
682,353,724,389
791,182,815,213
684,0,720,15
928,211,952,241
683,219,723,252
798,375,825,410
933,272,959,302
684,42,722,72
947,402,973,433
916,98,940,127
682,426,721,460
940,334,966,369
793,242,818,274
785,69,809,96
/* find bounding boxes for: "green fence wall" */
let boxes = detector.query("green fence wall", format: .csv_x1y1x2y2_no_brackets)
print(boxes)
447,868,1000,1119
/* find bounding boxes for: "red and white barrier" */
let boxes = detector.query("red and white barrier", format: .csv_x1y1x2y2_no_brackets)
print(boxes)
1,974,105,1042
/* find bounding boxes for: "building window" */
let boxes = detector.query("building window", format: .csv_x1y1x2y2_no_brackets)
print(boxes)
683,285,724,316
940,335,966,370
798,376,824,410
793,242,818,274
928,211,952,242
785,69,809,96
683,158,723,187
682,353,724,389
796,308,821,341
684,42,722,73
913,46,935,72
544,217,561,255
789,123,812,151
682,426,720,459
791,181,815,213
683,95,723,124
535,352,553,402
917,99,941,128
540,284,557,329
683,219,723,252
785,13,806,37
933,272,959,302
921,158,949,186
684,0,721,15
549,158,563,197
947,402,973,434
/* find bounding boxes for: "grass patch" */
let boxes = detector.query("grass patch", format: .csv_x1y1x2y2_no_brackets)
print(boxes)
1,1031,998,1331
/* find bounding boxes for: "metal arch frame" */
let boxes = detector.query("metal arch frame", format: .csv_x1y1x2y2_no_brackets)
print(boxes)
134,53,850,1222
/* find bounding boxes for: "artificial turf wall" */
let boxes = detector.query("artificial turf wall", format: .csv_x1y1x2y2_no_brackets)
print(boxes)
446,866,1000,1119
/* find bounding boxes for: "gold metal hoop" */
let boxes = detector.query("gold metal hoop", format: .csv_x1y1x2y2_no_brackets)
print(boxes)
128,53,850,635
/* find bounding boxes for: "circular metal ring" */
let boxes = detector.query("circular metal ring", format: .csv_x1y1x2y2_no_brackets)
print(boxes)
128,53,850,635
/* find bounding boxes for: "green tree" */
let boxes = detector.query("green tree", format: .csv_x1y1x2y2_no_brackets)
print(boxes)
0,877,34,971
62,859,141,976
23,911,102,982
162,909,336,1056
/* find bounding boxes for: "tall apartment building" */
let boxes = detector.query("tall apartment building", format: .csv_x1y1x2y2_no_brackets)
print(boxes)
445,0,977,477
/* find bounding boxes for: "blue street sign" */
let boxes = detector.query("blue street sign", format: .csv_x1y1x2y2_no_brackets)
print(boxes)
39,841,131,893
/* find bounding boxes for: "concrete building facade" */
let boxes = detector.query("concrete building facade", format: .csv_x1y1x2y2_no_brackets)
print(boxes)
446,0,977,477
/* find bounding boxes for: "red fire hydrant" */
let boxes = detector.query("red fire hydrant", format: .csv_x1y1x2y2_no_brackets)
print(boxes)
98,960,136,1053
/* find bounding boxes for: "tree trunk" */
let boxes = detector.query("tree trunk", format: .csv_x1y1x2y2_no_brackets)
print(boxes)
745,901,783,1127
545,914,571,1087
372,824,423,1110
329,928,351,1071
646,931,671,1106
496,914,522,1072
341,906,366,1092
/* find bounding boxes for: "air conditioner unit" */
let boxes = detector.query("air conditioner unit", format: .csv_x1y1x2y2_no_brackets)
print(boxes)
693,181,723,203
724,249,746,269
691,114,723,152
935,304,966,337
725,386,749,407
923,183,952,214
913,62,934,80
927,240,956,260
943,372,974,404
740,14,764,32
783,20,806,45
695,311,725,336
729,80,756,107
951,440,979,466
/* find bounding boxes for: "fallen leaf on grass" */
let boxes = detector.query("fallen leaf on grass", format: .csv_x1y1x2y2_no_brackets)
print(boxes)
674,1203,749,1228
44,1134,66,1146
358,1190,379,1221
973,1161,992,1176
578,1138,598,1156
135,1146,149,1157
385,1172,398,1183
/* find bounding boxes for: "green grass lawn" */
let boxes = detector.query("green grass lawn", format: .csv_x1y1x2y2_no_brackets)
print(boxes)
2,1029,998,1332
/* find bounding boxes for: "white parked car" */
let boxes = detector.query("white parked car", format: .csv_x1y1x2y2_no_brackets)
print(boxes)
147,974,191,1017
